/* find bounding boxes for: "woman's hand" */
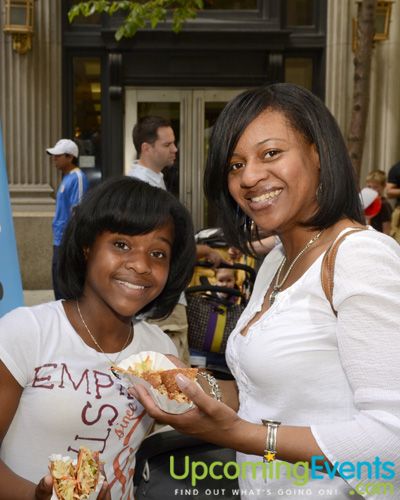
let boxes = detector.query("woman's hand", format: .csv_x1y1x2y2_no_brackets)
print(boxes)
129,374,244,450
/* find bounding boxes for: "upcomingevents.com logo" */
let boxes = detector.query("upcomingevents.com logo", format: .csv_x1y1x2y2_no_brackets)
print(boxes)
169,455,396,496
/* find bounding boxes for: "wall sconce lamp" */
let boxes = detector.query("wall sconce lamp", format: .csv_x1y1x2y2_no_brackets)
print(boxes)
352,1,394,52
3,0,34,55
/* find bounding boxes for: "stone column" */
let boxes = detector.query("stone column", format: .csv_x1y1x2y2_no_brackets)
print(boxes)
0,0,62,288
325,0,354,133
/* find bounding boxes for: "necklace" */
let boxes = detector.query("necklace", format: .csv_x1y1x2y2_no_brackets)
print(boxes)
269,230,324,306
76,300,132,365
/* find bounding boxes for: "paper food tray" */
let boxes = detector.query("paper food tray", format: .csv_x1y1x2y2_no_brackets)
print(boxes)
111,350,197,414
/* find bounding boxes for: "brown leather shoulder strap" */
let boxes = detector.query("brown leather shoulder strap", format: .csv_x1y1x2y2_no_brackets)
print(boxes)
321,227,367,316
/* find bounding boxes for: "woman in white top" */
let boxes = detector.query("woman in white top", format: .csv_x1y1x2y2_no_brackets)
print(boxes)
131,84,400,499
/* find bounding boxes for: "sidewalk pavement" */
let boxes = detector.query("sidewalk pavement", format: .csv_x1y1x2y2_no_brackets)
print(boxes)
23,290,54,306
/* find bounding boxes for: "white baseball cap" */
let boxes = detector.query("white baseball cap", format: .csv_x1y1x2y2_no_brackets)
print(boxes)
46,139,79,158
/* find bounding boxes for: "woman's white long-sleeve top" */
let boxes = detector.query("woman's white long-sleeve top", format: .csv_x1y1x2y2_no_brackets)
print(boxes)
226,228,400,499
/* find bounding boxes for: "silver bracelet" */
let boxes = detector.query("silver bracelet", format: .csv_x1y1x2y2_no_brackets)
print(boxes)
261,419,281,462
197,371,222,401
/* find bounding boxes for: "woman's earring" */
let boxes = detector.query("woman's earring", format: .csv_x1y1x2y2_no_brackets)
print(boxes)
316,183,323,203
237,207,257,243
250,219,258,241
244,216,257,242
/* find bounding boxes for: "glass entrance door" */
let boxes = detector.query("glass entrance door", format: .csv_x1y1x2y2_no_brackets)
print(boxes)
124,88,245,231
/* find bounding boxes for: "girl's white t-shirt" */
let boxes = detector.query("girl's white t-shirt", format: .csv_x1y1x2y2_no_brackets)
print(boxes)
0,300,178,500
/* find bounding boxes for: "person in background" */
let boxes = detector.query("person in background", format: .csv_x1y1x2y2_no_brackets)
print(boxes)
214,267,237,300
386,159,400,206
365,169,392,234
391,205,400,243
129,116,224,364
128,116,176,190
0,177,196,500
386,160,400,243
46,139,88,300
131,84,400,499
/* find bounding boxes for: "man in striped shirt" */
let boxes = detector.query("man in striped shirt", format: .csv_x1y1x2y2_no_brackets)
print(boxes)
47,139,88,299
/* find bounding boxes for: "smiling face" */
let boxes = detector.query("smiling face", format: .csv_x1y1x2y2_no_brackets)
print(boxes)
215,268,236,289
227,109,320,235
83,222,174,318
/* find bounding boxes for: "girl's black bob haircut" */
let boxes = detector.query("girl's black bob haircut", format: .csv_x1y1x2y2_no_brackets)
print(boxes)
204,83,364,255
58,177,196,319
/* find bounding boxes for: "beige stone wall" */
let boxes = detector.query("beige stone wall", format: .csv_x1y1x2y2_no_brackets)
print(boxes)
326,0,400,184
0,0,62,289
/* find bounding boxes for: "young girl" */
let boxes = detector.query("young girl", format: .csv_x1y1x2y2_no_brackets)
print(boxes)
0,177,196,500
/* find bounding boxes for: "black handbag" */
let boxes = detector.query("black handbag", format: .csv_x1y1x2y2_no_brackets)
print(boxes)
134,429,239,499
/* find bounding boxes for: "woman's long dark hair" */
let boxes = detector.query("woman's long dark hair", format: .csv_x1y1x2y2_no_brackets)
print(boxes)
204,83,364,254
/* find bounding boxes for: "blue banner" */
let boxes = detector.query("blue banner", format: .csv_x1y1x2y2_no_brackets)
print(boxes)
0,123,24,317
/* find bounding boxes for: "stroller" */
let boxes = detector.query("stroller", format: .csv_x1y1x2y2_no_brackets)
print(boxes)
190,228,257,299
186,228,257,377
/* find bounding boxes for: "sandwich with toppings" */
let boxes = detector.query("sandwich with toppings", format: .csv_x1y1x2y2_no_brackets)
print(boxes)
49,447,101,499
112,355,198,403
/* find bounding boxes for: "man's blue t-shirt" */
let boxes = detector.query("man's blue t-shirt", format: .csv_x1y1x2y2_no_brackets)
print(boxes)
52,168,88,245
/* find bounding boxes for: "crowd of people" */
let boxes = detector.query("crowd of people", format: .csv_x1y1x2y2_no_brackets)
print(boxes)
0,83,399,500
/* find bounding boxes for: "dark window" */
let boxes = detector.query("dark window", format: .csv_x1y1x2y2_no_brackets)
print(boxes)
203,0,257,9
72,57,102,169
285,0,315,26
284,57,313,90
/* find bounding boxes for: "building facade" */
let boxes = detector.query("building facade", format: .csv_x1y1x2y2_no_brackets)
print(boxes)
1,0,399,289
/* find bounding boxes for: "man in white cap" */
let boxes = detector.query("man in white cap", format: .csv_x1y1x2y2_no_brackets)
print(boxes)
46,139,88,299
